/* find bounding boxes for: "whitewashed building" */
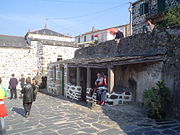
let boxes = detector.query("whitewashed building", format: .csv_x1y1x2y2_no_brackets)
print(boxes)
0,28,78,88
75,24,131,47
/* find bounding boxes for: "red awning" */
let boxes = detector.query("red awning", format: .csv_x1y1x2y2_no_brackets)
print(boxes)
93,34,100,37
106,28,118,35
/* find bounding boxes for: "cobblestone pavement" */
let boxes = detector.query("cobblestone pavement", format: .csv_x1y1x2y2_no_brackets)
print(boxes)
3,92,180,135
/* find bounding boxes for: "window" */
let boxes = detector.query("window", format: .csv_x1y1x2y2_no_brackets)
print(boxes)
158,0,165,12
78,37,80,43
84,36,86,42
91,35,94,40
139,2,149,15
57,55,62,61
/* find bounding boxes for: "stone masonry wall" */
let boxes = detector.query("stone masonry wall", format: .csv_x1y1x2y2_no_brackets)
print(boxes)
0,47,37,88
42,44,78,75
114,62,163,103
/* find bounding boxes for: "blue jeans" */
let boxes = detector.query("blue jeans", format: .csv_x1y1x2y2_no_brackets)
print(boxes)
96,89,107,102
10,88,17,99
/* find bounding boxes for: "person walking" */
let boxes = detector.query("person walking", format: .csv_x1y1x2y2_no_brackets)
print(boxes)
21,77,35,118
9,74,18,99
19,74,25,98
0,77,9,135
32,78,39,101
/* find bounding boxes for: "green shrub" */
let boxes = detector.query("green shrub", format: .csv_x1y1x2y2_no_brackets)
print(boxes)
158,6,180,28
143,81,171,119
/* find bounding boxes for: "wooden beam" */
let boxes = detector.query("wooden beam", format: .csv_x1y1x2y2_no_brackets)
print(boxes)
77,67,80,86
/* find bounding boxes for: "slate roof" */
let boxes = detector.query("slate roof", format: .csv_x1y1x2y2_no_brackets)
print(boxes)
59,55,164,68
0,35,29,48
28,28,71,38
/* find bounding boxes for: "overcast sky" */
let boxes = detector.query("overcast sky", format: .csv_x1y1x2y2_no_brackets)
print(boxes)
0,0,136,36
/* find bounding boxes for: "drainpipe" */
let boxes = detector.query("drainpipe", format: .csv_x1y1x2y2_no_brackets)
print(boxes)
129,2,132,35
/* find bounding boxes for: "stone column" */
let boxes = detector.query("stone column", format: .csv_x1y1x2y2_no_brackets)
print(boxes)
87,67,91,88
108,67,114,93
64,64,69,97
77,67,80,86
66,66,69,84
56,64,61,95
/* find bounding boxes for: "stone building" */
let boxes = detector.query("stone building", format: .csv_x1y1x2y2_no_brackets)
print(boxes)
47,25,180,119
0,28,78,88
132,0,180,34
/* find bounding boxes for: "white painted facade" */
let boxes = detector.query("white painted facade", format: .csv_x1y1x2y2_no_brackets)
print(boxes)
75,24,130,45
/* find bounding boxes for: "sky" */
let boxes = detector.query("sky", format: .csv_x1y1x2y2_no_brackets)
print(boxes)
0,0,136,37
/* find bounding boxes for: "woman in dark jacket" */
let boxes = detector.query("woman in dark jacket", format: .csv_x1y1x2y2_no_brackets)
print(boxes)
21,77,34,118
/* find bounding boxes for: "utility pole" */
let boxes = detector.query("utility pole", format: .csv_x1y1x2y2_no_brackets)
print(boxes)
129,2,132,35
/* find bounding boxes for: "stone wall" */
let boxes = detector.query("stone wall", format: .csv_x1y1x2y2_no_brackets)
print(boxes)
42,44,77,75
114,62,163,103
0,47,37,88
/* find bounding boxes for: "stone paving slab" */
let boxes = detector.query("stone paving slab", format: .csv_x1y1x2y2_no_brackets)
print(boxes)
1,92,179,135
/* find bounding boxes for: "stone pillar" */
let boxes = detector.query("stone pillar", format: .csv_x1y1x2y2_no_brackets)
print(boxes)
77,67,80,86
56,64,61,95
108,67,114,93
66,66,69,84
87,67,91,88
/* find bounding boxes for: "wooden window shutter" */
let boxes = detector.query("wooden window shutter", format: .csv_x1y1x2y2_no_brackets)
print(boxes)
139,3,144,15
144,2,149,14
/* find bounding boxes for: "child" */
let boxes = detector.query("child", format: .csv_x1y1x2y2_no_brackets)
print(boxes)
0,77,8,134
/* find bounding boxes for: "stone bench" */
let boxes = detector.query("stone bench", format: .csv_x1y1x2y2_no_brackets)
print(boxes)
86,87,132,105
66,84,82,101
86,88,97,103
106,92,132,105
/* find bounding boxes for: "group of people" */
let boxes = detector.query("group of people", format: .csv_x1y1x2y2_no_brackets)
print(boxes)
93,73,108,106
115,19,155,44
0,74,39,134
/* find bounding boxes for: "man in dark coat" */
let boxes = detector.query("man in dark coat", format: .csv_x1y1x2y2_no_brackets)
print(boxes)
115,29,124,44
21,77,34,118
9,74,18,99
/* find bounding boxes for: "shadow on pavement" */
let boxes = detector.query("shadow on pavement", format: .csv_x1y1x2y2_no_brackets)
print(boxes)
12,107,24,117
39,91,180,135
